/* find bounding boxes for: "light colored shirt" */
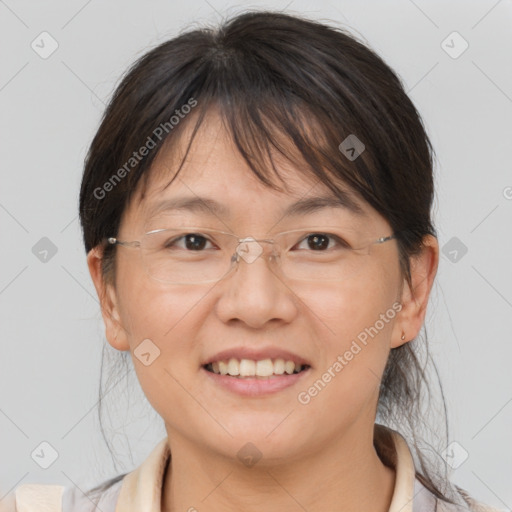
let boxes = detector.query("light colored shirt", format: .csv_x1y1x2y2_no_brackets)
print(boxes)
13,424,502,511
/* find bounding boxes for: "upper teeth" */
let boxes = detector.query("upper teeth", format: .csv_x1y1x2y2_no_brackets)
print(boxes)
209,358,304,377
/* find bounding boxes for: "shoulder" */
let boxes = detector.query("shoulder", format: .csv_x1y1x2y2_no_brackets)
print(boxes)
12,477,124,512
61,477,124,512
12,484,64,511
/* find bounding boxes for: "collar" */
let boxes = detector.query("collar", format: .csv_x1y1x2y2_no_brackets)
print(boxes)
116,424,418,512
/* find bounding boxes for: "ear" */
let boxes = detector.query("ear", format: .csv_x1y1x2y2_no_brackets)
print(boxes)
87,246,130,351
391,234,439,349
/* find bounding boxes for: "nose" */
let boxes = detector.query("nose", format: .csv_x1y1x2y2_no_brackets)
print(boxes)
214,238,298,328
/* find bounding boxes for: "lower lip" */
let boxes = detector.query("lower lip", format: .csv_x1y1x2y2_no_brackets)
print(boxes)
201,366,311,397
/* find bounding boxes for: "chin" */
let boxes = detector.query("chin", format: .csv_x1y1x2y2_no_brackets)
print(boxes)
211,419,308,461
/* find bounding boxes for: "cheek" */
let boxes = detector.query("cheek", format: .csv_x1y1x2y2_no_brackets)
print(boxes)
114,253,212,379
294,261,399,407
115,275,213,425
117,279,203,355
299,257,399,343
115,250,197,339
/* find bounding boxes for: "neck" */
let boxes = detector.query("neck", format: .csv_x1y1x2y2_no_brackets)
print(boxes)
162,422,396,512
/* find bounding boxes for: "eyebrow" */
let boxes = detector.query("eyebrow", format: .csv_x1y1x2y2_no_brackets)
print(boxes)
146,192,366,220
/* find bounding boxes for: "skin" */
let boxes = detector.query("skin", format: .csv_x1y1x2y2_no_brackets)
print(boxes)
88,111,439,512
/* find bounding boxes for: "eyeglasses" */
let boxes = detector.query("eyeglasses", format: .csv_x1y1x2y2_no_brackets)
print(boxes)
107,226,396,285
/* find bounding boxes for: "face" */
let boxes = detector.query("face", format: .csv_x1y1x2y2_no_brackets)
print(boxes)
93,112,409,465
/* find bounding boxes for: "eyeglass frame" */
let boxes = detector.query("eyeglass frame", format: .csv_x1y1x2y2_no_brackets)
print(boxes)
105,226,397,285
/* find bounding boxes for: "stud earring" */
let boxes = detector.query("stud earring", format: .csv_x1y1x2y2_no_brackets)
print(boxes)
401,332,406,341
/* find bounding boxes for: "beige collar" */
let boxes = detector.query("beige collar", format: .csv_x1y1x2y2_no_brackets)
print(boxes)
116,424,417,512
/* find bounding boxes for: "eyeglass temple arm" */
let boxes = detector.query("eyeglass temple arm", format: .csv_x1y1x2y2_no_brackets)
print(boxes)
376,234,396,244
107,237,140,248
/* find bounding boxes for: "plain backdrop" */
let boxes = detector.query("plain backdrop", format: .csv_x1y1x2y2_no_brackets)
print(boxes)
0,0,511,508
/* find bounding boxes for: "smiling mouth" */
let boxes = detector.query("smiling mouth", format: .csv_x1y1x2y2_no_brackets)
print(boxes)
203,358,310,378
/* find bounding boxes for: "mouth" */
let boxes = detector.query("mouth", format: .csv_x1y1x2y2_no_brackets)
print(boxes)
203,358,310,379
201,359,311,397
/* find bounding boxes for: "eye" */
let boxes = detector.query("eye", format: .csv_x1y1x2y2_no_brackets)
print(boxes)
164,233,216,251
295,233,350,251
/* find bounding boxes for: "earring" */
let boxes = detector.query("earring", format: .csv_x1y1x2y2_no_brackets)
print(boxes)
401,332,406,341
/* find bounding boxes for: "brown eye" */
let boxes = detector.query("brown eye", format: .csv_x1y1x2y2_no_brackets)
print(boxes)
184,234,209,250
295,233,349,251
306,234,330,250
164,233,214,251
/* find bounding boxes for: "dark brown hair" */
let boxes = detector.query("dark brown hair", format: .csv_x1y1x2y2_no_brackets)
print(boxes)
80,10,463,505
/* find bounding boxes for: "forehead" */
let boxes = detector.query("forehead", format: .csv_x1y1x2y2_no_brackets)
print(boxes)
125,110,376,230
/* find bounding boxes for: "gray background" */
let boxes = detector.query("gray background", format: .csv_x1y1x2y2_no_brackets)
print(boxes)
1,0,511,508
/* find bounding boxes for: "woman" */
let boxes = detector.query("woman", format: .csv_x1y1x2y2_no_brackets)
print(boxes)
12,10,499,512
